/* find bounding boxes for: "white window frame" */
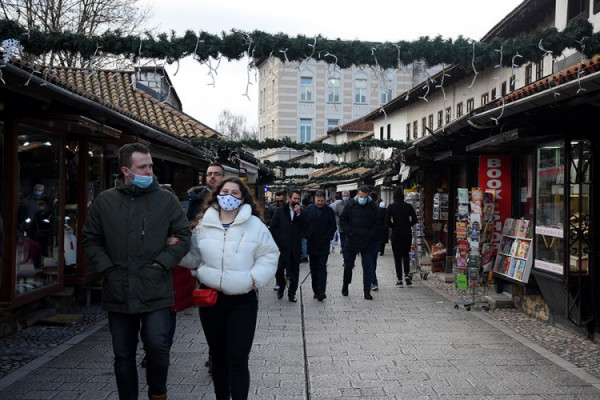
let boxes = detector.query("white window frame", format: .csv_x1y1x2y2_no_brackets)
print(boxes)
300,119,312,143
354,79,367,104
300,77,313,102
327,77,340,103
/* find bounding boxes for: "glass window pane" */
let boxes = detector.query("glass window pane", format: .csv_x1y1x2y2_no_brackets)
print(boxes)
16,131,62,294
534,142,565,274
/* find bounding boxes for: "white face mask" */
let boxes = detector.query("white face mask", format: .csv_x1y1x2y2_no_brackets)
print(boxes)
217,194,242,211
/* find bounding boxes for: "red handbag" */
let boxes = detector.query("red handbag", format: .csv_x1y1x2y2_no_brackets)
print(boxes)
193,288,218,307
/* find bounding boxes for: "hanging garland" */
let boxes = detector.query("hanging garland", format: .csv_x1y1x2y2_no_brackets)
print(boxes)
1,18,599,70
191,136,409,154
263,159,394,169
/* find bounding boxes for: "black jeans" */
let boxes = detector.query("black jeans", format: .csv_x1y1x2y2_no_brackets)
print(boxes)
200,290,258,400
309,253,329,295
343,249,375,293
391,235,412,280
276,255,300,297
108,308,170,400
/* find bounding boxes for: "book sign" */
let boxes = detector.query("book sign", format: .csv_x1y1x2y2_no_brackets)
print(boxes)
479,155,511,254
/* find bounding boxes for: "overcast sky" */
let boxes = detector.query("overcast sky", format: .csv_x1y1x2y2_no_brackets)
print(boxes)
141,0,524,130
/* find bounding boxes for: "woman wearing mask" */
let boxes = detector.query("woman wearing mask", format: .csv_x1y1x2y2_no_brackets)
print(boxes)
180,177,279,400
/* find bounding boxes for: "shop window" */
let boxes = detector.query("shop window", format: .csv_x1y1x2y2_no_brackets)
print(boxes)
568,140,591,275
534,142,565,275
16,131,62,295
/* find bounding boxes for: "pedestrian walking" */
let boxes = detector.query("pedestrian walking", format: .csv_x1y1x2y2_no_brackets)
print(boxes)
386,187,418,287
179,177,279,400
82,143,191,400
334,190,351,254
369,192,388,291
304,191,337,301
339,185,379,300
270,190,308,303
187,162,225,221
264,191,285,227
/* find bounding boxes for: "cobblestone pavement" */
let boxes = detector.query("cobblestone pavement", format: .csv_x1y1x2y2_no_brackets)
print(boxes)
427,274,600,379
0,251,598,399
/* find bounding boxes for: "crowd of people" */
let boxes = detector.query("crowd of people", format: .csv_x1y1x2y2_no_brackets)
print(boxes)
82,143,417,400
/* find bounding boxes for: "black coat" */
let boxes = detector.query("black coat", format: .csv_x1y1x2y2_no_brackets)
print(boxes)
269,202,308,263
374,207,389,243
386,200,417,239
304,204,337,256
339,198,379,252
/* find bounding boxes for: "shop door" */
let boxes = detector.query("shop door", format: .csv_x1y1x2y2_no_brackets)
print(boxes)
566,140,593,328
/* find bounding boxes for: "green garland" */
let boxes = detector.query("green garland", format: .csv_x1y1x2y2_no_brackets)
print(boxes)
1,18,599,69
263,159,393,169
191,136,408,154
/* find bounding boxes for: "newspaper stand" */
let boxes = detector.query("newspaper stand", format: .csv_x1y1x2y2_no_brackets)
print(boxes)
405,190,428,280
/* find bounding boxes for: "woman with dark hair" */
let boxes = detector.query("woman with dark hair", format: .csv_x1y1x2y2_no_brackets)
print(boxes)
386,187,417,287
180,177,279,400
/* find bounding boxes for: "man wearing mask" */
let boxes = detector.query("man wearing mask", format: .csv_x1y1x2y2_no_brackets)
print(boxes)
187,162,225,221
339,185,379,300
334,190,351,254
83,143,191,400
270,190,308,303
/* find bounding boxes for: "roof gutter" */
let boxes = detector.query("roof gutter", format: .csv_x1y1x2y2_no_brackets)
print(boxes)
5,63,212,160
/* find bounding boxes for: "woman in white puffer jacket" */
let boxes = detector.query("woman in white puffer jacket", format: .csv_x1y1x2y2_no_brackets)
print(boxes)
180,177,278,400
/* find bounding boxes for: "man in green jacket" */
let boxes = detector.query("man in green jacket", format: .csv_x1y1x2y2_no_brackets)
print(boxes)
83,143,191,400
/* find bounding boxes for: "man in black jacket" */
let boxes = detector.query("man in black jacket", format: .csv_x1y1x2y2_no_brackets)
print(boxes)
270,190,308,302
304,191,337,301
386,187,418,287
186,162,225,221
339,185,379,300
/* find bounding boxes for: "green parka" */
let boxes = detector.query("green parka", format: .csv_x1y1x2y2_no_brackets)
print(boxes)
82,176,191,313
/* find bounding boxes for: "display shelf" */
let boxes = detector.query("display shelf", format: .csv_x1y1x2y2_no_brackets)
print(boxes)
493,218,534,283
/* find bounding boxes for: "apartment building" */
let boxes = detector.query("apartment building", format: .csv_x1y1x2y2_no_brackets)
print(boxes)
255,57,429,161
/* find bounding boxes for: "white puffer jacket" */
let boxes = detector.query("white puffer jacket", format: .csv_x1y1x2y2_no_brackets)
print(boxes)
179,204,279,295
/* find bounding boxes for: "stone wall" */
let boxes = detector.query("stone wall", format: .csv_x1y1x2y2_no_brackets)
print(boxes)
512,285,550,321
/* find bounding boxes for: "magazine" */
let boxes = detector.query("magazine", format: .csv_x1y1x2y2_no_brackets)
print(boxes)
457,188,469,204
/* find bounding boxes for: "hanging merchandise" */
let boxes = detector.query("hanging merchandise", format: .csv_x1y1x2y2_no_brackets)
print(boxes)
492,218,534,283
405,190,429,280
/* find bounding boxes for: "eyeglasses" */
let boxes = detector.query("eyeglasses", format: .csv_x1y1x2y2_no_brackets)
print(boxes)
206,172,224,177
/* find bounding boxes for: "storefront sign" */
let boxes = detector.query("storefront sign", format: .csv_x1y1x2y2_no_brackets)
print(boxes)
479,155,511,254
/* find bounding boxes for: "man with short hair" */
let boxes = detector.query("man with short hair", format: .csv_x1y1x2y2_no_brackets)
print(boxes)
339,185,379,300
187,162,225,221
270,190,308,303
334,190,351,253
265,191,285,227
83,143,191,400
305,191,337,301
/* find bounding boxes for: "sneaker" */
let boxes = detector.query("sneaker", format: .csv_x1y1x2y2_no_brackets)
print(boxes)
277,286,285,299
288,295,297,303
371,284,379,291
273,284,280,291
396,280,403,287
405,277,413,286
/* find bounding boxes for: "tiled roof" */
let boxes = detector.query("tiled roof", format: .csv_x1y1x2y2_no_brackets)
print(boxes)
327,117,373,134
13,61,219,141
501,55,600,105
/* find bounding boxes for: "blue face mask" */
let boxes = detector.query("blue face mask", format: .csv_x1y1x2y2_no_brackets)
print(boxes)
127,169,153,189
342,196,349,201
357,197,368,206
33,191,43,196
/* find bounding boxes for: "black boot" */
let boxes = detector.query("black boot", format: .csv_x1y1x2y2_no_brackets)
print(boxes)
364,291,373,300
342,284,349,296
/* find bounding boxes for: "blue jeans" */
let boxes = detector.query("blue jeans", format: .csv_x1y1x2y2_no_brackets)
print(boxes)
301,237,308,258
371,241,381,285
108,308,171,399
200,290,258,400
343,249,376,293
